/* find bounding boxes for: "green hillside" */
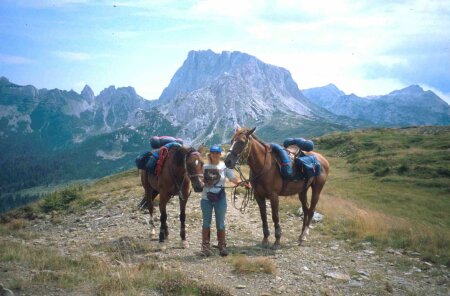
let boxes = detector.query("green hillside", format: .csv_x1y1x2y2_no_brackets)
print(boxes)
313,126,450,265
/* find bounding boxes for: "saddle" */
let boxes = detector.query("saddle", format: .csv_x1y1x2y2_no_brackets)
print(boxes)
271,140,321,181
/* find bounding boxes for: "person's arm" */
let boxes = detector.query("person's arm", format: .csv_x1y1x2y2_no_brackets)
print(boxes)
226,169,251,188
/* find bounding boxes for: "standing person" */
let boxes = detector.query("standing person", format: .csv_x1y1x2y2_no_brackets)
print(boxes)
201,144,250,257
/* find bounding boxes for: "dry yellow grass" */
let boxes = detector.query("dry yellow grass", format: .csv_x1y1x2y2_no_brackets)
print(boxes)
319,193,410,236
229,255,276,274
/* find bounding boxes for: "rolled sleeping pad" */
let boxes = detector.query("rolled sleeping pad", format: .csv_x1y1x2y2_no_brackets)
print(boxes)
150,136,183,149
283,137,314,152
270,143,293,178
163,142,182,150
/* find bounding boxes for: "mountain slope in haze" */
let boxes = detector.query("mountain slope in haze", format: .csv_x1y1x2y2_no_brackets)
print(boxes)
303,84,450,126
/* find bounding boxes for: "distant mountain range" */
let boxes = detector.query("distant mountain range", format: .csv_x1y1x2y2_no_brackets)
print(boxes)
302,83,449,126
1,49,449,210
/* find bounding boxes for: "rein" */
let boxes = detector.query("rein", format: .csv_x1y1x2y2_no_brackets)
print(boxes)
230,136,271,213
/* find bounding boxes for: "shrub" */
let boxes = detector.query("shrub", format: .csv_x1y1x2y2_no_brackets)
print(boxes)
41,187,83,213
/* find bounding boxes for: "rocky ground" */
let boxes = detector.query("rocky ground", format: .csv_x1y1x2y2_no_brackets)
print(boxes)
1,185,449,296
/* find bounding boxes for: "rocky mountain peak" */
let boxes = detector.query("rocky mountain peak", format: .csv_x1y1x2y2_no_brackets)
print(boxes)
0,76,11,85
389,85,424,95
159,50,302,104
81,85,95,101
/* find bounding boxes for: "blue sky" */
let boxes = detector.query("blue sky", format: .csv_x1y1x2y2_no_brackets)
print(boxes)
1,0,449,103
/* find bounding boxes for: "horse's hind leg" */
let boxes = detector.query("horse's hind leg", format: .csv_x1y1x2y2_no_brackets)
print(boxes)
147,190,158,239
298,189,310,244
300,179,325,244
255,193,270,248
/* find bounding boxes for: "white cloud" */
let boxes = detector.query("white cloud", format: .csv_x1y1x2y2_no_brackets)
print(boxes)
0,54,34,64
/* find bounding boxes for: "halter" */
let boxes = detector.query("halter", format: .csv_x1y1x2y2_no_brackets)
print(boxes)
170,150,204,201
186,151,204,179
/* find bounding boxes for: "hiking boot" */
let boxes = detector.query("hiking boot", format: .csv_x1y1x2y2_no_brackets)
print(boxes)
200,227,213,257
217,229,228,257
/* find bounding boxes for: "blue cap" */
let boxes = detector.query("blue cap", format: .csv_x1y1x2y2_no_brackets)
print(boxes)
210,145,222,153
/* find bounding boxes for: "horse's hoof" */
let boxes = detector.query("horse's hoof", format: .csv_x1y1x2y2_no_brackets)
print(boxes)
271,243,281,250
181,240,189,249
261,240,270,249
298,236,307,245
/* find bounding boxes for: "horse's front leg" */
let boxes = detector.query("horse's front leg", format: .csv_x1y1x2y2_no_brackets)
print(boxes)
269,195,282,250
159,192,170,243
255,193,270,248
179,191,189,249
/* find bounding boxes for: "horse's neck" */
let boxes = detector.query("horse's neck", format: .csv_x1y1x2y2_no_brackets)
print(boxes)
247,138,270,173
169,151,186,177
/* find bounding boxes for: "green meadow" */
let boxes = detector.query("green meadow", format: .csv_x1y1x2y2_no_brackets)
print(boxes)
313,126,450,265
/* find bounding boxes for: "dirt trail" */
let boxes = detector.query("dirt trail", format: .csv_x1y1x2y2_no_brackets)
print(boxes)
4,187,449,295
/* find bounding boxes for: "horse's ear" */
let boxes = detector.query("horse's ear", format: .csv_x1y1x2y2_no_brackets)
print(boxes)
246,127,256,136
197,143,206,154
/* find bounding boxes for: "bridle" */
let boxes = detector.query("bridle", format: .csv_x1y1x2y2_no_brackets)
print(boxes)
228,132,271,212
186,151,204,179
171,150,204,201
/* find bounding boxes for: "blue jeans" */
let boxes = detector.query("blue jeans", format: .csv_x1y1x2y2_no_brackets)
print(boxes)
201,196,227,230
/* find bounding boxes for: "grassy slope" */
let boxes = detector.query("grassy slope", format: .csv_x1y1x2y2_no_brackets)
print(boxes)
1,126,449,294
312,126,449,265
0,170,230,295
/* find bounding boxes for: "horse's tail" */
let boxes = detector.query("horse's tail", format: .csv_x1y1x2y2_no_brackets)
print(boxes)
139,197,148,209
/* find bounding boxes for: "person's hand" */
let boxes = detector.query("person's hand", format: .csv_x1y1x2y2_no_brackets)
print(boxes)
242,182,251,189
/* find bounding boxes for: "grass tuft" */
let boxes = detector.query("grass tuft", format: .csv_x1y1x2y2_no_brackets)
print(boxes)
229,255,276,274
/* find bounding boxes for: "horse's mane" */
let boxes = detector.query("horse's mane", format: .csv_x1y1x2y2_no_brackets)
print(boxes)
173,146,196,166
234,127,266,147
250,133,266,147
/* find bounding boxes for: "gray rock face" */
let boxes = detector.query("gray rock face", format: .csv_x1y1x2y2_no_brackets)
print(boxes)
157,50,325,143
303,84,450,126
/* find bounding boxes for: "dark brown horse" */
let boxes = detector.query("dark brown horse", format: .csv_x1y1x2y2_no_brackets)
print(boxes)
225,127,330,249
140,146,204,247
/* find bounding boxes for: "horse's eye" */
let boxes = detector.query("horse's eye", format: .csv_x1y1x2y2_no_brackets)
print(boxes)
195,160,199,166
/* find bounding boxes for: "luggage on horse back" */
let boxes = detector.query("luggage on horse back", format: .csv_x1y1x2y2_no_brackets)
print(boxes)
271,137,320,180
150,136,183,149
135,136,183,175
283,138,314,153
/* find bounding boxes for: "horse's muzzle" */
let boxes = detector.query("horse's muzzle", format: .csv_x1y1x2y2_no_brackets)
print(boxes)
224,152,237,169
192,179,204,193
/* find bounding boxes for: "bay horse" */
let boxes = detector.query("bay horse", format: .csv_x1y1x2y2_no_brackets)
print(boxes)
225,127,330,249
139,146,204,246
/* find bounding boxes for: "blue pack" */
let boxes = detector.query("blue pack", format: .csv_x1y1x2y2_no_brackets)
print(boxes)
270,143,293,179
135,151,152,170
295,155,321,179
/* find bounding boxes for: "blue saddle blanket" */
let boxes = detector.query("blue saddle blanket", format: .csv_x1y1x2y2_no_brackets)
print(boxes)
270,143,321,180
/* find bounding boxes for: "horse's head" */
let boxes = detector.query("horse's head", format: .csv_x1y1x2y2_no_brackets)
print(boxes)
185,149,205,192
225,127,256,169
